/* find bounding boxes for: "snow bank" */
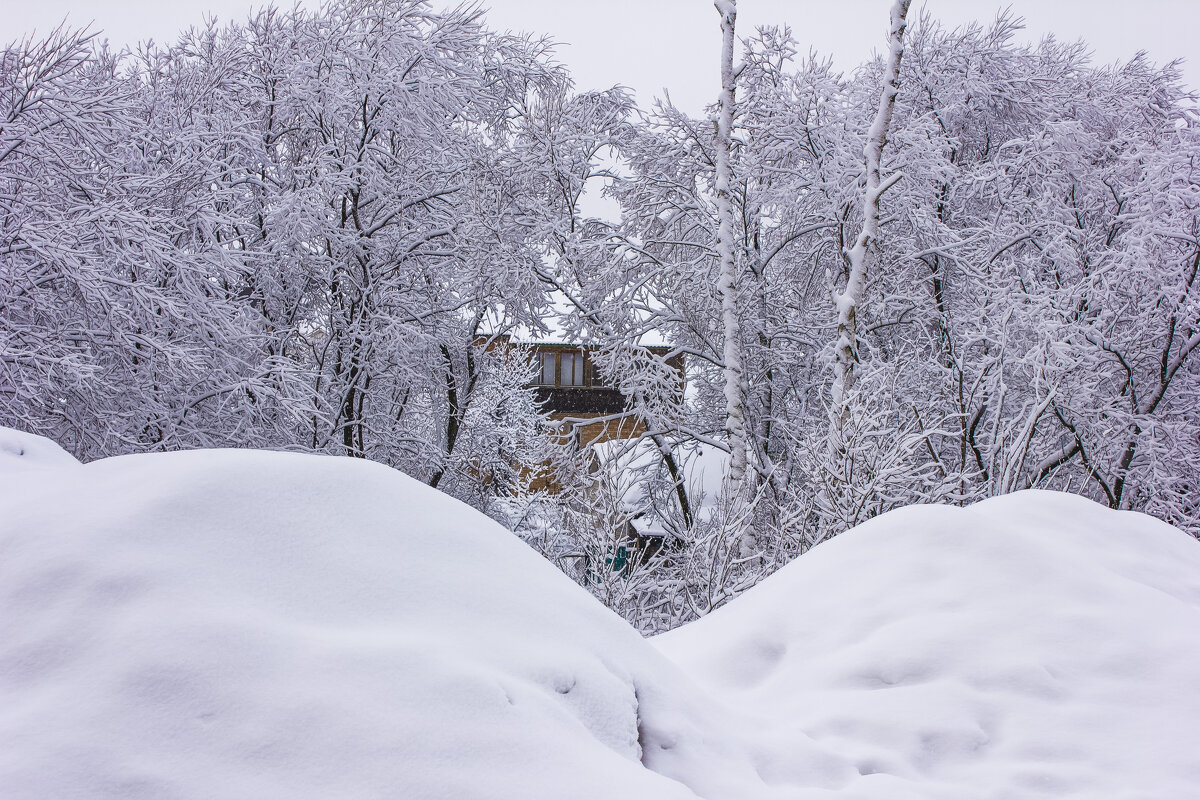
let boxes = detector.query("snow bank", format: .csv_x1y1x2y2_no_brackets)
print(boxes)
3,428,1199,799
0,426,80,473
656,491,1200,799
0,437,713,799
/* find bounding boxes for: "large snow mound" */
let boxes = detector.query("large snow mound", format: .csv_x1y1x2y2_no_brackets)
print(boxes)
655,491,1200,799
2,427,1199,798
0,439,718,799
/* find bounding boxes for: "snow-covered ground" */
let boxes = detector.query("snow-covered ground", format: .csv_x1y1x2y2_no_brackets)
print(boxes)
2,427,1199,798
654,494,1200,799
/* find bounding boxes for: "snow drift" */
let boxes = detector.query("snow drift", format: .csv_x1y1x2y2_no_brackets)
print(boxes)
2,427,1199,799
0,435,709,799
655,493,1200,799
0,426,81,473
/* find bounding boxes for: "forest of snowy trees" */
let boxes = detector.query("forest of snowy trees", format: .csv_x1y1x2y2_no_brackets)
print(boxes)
3,0,1198,631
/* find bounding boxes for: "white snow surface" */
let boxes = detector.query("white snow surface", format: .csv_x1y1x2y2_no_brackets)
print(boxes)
655,494,1200,799
2,427,1199,798
0,427,81,473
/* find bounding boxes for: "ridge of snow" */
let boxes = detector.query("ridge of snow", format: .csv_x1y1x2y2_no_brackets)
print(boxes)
655,491,1200,799
0,427,81,473
2,428,1199,798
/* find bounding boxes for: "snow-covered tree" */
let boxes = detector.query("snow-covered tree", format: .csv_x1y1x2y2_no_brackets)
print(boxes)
3,2,1199,636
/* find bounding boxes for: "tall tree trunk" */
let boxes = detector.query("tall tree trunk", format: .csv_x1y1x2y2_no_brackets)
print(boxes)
714,0,749,487
830,0,911,419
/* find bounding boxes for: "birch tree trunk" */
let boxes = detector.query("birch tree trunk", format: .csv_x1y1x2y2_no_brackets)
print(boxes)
830,0,911,418
714,0,749,487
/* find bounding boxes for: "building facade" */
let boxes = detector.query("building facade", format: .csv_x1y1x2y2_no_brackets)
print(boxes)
527,343,683,447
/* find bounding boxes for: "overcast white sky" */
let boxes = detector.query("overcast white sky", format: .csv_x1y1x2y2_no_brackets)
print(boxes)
5,1,1198,114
